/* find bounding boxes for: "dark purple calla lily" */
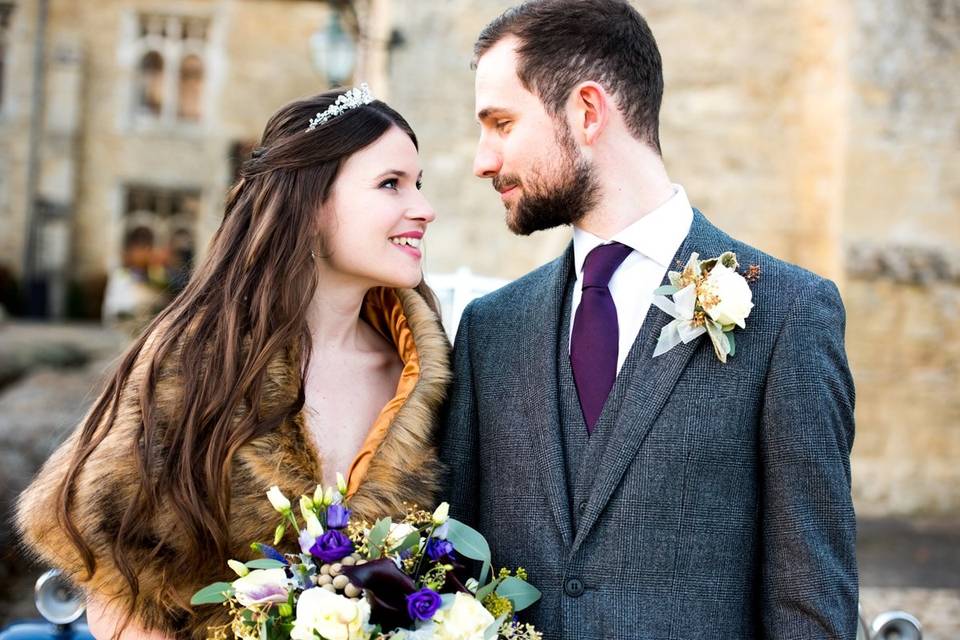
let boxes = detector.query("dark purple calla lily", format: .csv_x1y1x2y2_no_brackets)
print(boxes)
341,558,417,630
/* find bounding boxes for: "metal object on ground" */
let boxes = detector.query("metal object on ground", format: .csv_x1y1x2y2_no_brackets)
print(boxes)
34,570,85,626
0,569,92,639
871,610,922,640
859,606,923,640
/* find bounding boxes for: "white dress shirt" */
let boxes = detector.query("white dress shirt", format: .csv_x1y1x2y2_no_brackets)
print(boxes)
569,184,694,373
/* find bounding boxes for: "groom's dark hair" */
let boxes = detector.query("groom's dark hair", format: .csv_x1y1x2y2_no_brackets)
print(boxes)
474,0,664,154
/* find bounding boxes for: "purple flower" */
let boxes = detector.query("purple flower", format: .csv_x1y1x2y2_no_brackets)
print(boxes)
406,588,442,621
326,503,352,530
251,542,288,565
425,537,455,562
309,529,354,564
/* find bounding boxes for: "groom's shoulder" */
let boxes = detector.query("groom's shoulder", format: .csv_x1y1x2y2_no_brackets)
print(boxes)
467,253,566,320
709,217,842,315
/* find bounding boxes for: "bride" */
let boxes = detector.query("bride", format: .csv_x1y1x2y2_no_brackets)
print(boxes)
16,85,450,639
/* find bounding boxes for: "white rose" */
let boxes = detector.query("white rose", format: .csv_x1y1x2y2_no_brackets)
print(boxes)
432,592,495,640
291,587,371,640
701,263,754,328
232,568,290,607
385,522,418,550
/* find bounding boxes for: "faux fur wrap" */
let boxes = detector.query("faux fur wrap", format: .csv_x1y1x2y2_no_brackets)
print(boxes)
16,287,451,638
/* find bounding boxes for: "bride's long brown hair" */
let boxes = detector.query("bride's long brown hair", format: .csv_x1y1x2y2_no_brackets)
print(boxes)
55,89,437,613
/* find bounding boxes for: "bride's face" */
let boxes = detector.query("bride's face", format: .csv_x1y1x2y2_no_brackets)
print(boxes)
320,125,435,289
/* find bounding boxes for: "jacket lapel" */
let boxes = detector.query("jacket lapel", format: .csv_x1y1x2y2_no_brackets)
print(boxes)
518,243,576,548
570,210,728,554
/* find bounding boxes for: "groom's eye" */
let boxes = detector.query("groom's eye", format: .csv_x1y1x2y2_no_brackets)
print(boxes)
496,120,512,132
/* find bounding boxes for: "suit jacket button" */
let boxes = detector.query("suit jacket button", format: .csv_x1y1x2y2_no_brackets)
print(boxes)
564,577,584,597
578,500,587,514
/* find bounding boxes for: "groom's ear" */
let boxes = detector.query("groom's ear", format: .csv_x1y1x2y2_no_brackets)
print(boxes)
571,82,609,146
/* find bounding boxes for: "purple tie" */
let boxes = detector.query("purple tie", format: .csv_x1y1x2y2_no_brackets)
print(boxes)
570,241,633,434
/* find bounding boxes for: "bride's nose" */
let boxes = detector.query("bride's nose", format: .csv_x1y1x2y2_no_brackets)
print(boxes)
406,190,436,224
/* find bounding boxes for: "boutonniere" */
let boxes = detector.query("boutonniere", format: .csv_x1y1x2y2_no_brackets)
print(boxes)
651,251,757,363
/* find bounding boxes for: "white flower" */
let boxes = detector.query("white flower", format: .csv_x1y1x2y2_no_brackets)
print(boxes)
299,495,314,517
232,568,290,607
700,263,754,329
322,486,336,507
432,502,450,526
227,559,249,578
430,592,496,640
267,486,291,513
385,522,417,550
291,587,372,640
337,472,348,495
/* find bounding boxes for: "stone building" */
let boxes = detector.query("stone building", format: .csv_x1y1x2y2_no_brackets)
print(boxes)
0,0,956,516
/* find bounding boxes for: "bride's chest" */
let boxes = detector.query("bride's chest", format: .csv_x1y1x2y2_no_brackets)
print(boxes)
300,358,400,468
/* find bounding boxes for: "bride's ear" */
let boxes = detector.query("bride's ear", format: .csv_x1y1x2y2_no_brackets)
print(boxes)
570,82,609,146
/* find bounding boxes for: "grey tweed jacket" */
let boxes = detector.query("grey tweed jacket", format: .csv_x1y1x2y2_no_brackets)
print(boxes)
439,210,858,639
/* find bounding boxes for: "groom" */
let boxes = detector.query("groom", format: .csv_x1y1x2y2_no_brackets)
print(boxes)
439,0,858,638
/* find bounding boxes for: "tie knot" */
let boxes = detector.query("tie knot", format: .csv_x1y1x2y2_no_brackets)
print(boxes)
581,241,633,288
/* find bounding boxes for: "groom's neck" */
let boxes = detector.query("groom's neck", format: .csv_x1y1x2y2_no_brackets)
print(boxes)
577,143,674,240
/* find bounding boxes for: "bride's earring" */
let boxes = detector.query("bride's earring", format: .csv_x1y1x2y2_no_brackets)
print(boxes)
310,250,317,259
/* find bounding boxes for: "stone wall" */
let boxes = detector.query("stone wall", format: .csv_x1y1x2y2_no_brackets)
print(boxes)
843,0,960,516
0,0,956,516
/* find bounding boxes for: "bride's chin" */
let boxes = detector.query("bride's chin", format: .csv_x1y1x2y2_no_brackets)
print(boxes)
373,269,422,290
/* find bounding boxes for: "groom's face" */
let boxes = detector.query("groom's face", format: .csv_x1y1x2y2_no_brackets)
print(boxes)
474,37,599,235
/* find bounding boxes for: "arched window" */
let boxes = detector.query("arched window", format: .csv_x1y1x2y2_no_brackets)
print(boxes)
177,54,203,120
138,51,164,116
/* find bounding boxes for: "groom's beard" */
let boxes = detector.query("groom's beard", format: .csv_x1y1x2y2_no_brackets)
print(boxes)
496,125,601,236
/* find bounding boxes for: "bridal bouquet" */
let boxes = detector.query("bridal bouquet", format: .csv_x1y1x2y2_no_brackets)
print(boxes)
192,475,542,640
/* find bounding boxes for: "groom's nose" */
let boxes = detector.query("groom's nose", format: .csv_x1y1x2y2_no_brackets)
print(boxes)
473,141,501,179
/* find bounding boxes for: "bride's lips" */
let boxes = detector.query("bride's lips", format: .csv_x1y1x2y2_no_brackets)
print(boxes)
389,230,423,260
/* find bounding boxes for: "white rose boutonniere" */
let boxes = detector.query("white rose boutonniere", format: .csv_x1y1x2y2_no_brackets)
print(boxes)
652,251,757,363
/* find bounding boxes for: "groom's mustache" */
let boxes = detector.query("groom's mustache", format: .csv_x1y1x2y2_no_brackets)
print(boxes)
492,174,521,193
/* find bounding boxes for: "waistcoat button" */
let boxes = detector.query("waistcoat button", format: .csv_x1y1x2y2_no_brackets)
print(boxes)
564,577,585,597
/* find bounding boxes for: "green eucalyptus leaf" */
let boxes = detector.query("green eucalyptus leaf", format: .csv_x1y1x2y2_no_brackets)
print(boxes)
485,614,508,640
190,581,234,605
391,530,422,555
479,560,491,587
245,559,287,570
653,285,680,296
727,331,736,357
496,576,542,612
368,517,391,545
474,578,499,602
445,519,491,564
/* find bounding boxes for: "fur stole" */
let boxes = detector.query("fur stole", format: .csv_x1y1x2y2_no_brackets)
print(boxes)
15,287,451,638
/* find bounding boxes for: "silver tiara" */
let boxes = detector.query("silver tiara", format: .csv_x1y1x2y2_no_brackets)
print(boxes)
306,83,374,132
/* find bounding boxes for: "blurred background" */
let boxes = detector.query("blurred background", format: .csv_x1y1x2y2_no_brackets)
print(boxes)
0,0,957,635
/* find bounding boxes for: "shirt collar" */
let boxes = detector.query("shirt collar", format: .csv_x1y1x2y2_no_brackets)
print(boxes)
573,184,694,277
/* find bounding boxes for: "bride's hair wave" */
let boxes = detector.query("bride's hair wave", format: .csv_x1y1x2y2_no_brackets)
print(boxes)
55,88,438,628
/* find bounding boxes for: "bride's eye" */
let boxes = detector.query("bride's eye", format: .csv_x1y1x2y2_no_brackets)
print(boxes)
379,178,400,191
416,180,423,191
